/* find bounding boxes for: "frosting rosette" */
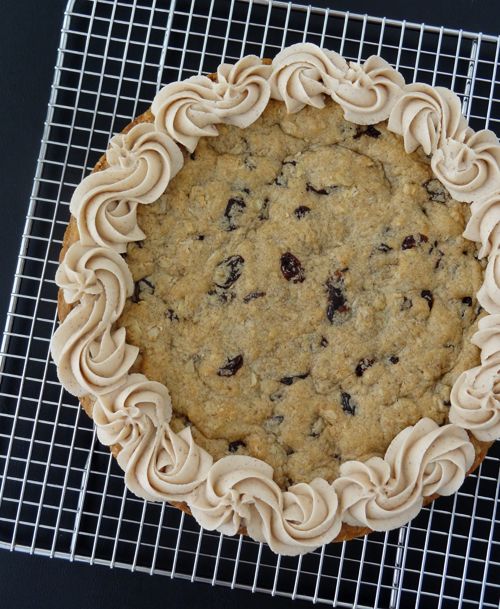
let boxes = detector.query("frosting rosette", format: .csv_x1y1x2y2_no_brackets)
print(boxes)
121,424,214,502
51,297,139,397
211,55,272,127
463,191,500,259
152,75,221,152
330,55,405,124
450,358,500,441
333,419,474,530
269,43,348,113
55,241,133,314
93,372,172,447
93,373,211,501
431,129,500,202
388,83,467,154
70,122,183,252
189,456,341,556
471,314,500,362
152,56,271,151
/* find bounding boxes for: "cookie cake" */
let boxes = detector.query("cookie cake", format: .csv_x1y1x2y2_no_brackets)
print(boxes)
51,44,500,555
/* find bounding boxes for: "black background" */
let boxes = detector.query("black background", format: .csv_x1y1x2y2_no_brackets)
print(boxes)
0,1,498,608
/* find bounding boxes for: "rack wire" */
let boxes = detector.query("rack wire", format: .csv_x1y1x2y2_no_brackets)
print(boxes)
0,1,498,607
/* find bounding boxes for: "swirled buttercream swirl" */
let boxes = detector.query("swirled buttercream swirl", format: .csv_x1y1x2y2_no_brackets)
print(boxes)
333,419,474,530
56,241,133,313
450,357,500,441
471,314,500,362
211,55,272,127
153,57,271,151
94,375,212,499
189,456,341,556
463,191,500,259
269,43,348,113
70,122,183,252
93,374,211,500
387,83,467,154
121,424,213,502
51,297,139,396
93,373,172,445
431,129,500,202
330,55,405,124
152,75,221,152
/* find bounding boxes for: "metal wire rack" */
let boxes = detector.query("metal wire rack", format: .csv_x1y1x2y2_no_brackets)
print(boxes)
0,1,498,607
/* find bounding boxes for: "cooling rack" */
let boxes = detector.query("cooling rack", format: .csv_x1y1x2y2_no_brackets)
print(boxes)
0,1,498,607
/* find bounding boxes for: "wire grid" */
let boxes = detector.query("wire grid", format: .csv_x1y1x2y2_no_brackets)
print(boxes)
0,0,498,607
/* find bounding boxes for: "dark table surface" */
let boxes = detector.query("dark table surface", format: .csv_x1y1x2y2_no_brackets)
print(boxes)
0,1,498,608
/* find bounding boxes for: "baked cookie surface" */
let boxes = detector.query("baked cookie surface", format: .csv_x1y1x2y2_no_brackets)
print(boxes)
117,99,483,488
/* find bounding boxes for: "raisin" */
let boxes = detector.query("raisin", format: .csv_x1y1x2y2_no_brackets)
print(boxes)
389,355,399,364
228,440,246,453
196,235,205,241
214,255,244,289
377,243,392,252
131,278,154,303
401,296,413,310
355,358,374,377
136,240,144,249
421,290,434,310
190,152,196,161
443,400,451,407
462,296,472,306
320,336,329,348
325,271,349,322
365,125,381,138
280,252,305,283
259,197,270,220
242,187,250,194
354,125,381,139
280,372,309,385
217,354,244,377
402,233,428,250
294,205,311,219
340,391,357,415
223,197,246,231
306,182,336,195
243,291,266,303
423,178,448,202
166,309,179,321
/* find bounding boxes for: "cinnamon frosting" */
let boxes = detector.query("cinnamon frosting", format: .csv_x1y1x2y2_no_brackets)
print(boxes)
333,419,474,530
51,43,499,556
388,83,467,154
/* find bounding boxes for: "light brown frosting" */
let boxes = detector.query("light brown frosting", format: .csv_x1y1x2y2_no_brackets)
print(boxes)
269,43,348,113
388,83,467,154
333,419,475,530
450,358,500,441
50,43,497,556
431,129,500,202
189,456,341,555
329,55,405,124
70,122,183,252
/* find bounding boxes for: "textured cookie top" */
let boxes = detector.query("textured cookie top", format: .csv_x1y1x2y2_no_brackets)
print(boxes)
118,99,483,488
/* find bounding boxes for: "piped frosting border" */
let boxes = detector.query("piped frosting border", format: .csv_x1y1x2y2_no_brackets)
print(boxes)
51,43,500,556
